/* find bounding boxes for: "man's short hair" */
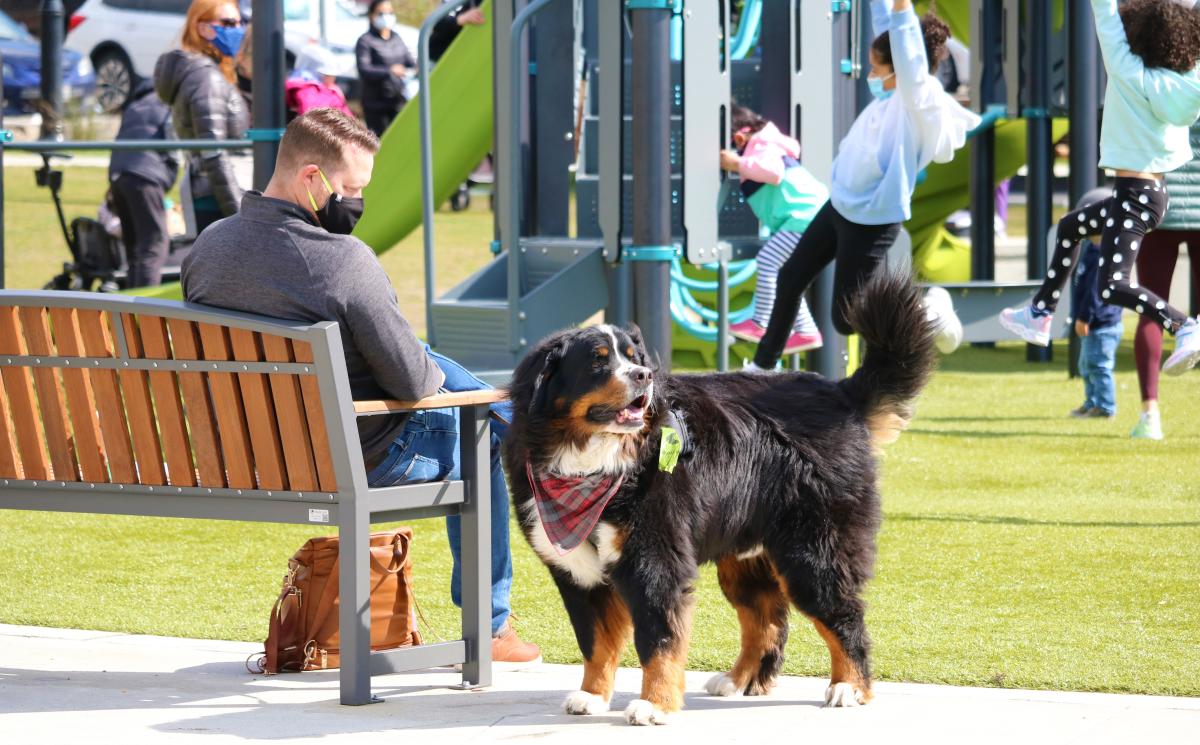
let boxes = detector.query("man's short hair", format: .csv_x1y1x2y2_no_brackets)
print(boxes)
276,108,381,174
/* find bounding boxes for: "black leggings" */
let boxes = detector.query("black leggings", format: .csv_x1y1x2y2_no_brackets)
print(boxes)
754,201,900,367
1033,177,1187,333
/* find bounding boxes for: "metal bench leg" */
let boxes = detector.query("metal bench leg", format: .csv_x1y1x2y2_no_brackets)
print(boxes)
339,496,376,705
459,403,492,688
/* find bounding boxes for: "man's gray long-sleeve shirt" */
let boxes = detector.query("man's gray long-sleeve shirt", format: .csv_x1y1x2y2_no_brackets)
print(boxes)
182,191,444,461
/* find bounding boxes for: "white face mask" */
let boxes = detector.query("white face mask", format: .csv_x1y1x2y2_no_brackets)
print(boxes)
372,12,395,31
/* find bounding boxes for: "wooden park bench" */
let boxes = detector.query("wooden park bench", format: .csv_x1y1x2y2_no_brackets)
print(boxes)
0,290,502,705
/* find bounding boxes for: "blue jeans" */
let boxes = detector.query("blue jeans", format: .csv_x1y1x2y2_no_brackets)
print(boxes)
1079,322,1122,416
366,349,512,635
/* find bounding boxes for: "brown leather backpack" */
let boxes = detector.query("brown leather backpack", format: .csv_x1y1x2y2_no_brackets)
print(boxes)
257,528,421,674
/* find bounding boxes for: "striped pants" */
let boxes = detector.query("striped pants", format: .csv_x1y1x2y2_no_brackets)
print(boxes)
754,230,817,333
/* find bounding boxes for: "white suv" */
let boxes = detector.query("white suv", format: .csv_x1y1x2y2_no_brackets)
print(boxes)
66,0,418,111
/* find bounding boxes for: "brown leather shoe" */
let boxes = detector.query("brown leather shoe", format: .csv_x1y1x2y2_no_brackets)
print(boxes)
492,621,541,664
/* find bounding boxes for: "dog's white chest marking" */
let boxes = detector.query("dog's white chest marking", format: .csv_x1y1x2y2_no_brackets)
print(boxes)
546,436,631,476
525,507,622,589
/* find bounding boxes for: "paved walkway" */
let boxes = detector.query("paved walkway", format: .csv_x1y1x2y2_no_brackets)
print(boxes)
2,624,1197,744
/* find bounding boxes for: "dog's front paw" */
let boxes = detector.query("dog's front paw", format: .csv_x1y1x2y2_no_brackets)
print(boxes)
704,672,742,697
624,698,670,725
563,690,610,715
824,681,867,707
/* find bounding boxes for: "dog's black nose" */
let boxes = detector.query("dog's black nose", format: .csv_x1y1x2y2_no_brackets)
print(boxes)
630,366,653,384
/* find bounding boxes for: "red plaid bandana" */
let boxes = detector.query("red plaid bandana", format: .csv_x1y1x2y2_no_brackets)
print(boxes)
525,462,625,555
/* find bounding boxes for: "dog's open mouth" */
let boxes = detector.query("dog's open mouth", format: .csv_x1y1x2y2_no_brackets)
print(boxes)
615,394,649,427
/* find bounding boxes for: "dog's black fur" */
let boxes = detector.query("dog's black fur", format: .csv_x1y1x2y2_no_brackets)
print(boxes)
503,271,938,723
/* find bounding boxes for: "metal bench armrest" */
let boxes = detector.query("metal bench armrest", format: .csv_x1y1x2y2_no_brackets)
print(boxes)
353,390,508,415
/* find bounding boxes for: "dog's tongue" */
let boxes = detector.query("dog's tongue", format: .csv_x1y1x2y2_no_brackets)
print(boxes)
616,404,645,425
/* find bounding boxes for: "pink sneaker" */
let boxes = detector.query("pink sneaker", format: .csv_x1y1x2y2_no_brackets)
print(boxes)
999,305,1052,347
783,330,823,354
729,320,766,343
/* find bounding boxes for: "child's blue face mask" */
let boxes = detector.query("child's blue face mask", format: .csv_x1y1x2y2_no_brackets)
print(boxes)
209,24,246,58
867,73,895,101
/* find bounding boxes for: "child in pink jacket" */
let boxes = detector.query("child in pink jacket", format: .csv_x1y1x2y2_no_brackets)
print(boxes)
720,104,829,354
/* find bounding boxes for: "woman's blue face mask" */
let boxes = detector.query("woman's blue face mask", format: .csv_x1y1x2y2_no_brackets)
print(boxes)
209,23,246,58
867,72,895,101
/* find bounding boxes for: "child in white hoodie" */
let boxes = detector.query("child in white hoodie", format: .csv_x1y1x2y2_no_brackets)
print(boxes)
751,0,978,370
1001,0,1200,375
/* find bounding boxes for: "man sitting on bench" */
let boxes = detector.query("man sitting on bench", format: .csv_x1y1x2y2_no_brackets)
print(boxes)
181,108,540,663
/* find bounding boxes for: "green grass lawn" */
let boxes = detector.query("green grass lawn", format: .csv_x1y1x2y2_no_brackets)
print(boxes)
1,167,1198,697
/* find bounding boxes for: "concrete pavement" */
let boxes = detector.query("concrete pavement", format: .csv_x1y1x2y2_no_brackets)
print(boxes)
1,623,1197,744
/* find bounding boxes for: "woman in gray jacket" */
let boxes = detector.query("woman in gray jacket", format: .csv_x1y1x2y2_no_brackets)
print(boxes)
155,0,250,233
1131,123,1200,441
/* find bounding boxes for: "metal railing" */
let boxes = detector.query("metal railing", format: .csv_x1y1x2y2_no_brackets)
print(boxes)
417,0,475,349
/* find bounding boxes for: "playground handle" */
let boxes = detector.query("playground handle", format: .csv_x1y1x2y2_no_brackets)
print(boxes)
505,0,565,353
418,0,473,349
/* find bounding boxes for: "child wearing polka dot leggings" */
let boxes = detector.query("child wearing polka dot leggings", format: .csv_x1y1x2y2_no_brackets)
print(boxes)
1000,0,1200,375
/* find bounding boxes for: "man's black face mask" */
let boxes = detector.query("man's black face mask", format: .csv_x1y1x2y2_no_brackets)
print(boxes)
307,169,364,235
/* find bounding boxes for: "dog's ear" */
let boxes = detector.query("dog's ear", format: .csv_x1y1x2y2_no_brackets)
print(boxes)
530,338,569,413
625,322,646,353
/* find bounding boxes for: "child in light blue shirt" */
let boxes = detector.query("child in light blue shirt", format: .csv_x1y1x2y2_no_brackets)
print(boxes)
1001,0,1200,376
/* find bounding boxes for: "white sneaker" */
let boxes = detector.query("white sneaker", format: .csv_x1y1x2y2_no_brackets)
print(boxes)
742,359,781,373
999,304,1053,347
924,286,964,354
1130,411,1164,441
1162,319,1200,376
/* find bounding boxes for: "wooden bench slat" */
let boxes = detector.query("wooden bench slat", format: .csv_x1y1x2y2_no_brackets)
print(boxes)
228,329,287,490
354,389,508,415
138,316,196,487
18,307,78,480
118,315,166,485
0,374,21,478
0,307,51,480
77,310,135,483
291,340,337,492
261,334,319,492
196,323,255,489
166,319,226,488
48,307,108,482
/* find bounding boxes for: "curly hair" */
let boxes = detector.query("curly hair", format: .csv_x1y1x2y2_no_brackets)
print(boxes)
871,12,951,74
1121,0,1200,74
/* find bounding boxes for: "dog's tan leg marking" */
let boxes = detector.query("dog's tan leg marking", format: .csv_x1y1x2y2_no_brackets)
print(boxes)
708,557,788,696
626,602,693,725
807,616,873,706
580,592,632,702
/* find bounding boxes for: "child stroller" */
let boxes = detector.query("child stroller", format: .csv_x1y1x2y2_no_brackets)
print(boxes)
39,152,191,292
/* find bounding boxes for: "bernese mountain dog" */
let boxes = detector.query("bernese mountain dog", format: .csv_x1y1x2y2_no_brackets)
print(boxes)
503,271,938,725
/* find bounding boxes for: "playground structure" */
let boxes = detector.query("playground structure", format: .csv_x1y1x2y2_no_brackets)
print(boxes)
354,0,1108,381
0,0,1142,381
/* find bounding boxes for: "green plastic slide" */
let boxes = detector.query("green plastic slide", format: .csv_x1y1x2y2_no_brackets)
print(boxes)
353,0,495,253
907,118,1071,282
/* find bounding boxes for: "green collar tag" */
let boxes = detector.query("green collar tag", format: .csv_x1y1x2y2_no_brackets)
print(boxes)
659,426,683,473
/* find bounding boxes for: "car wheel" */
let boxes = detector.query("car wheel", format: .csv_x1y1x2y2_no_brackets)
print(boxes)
94,49,134,113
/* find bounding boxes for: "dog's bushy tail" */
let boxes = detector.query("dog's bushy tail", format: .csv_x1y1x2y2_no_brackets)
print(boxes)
838,271,938,448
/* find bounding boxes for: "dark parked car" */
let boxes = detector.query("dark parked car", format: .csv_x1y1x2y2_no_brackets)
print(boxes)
0,7,95,117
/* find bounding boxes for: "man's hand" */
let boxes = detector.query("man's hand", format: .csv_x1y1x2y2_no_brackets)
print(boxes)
1075,319,1090,337
457,7,486,25
719,149,741,172
390,63,408,78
